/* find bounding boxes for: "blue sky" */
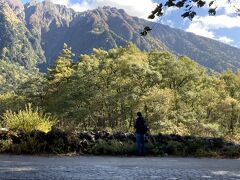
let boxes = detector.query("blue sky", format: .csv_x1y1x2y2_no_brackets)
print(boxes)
22,0,240,48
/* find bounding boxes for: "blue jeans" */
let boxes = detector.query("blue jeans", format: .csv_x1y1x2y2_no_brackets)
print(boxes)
136,133,145,156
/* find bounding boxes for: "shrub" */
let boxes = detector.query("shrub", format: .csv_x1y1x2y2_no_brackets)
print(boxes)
91,139,136,155
221,145,240,158
0,139,12,153
0,92,26,121
2,103,56,133
166,140,185,155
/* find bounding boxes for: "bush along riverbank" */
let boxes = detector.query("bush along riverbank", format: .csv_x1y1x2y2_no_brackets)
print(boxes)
0,128,240,158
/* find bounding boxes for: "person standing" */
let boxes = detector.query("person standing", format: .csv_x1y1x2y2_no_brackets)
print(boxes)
134,112,148,156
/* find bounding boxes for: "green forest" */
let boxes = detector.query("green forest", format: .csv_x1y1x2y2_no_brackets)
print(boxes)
1,43,240,142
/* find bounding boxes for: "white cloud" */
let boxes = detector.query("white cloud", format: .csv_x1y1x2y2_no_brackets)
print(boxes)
49,0,69,6
69,1,92,12
186,15,240,38
164,6,178,16
195,15,240,29
186,21,215,38
204,0,239,15
215,0,240,15
186,15,240,46
47,0,157,19
162,19,175,28
218,36,234,44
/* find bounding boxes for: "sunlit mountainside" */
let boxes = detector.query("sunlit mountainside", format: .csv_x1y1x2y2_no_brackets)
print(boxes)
0,0,240,72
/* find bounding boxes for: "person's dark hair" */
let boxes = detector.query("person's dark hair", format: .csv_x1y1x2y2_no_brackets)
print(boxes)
137,112,142,117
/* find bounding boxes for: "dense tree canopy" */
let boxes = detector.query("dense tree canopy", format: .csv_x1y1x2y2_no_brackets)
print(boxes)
1,43,240,141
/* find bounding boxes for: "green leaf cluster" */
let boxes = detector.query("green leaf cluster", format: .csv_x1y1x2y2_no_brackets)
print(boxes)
2,103,56,133
41,43,240,138
2,43,240,140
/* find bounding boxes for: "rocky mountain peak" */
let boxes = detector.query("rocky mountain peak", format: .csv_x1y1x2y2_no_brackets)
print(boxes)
1,1,240,72
25,0,77,31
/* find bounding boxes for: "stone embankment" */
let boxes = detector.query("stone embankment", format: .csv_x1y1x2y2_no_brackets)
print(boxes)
0,128,239,157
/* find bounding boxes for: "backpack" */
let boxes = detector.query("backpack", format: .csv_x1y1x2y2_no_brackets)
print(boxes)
143,122,149,134
139,121,148,134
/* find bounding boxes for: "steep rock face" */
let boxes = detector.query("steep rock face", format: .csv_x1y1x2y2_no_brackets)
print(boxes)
1,0,239,72
25,3,167,68
25,0,76,31
24,2,240,72
88,7,166,52
0,2,45,68
4,0,25,21
25,0,80,67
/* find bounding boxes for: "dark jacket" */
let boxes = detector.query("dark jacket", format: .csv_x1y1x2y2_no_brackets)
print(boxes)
134,116,147,134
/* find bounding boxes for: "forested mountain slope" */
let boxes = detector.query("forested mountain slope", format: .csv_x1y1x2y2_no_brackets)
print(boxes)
0,0,240,72
25,1,240,72
24,1,166,68
0,1,45,68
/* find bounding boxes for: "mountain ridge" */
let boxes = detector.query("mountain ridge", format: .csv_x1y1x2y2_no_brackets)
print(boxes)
0,0,240,72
